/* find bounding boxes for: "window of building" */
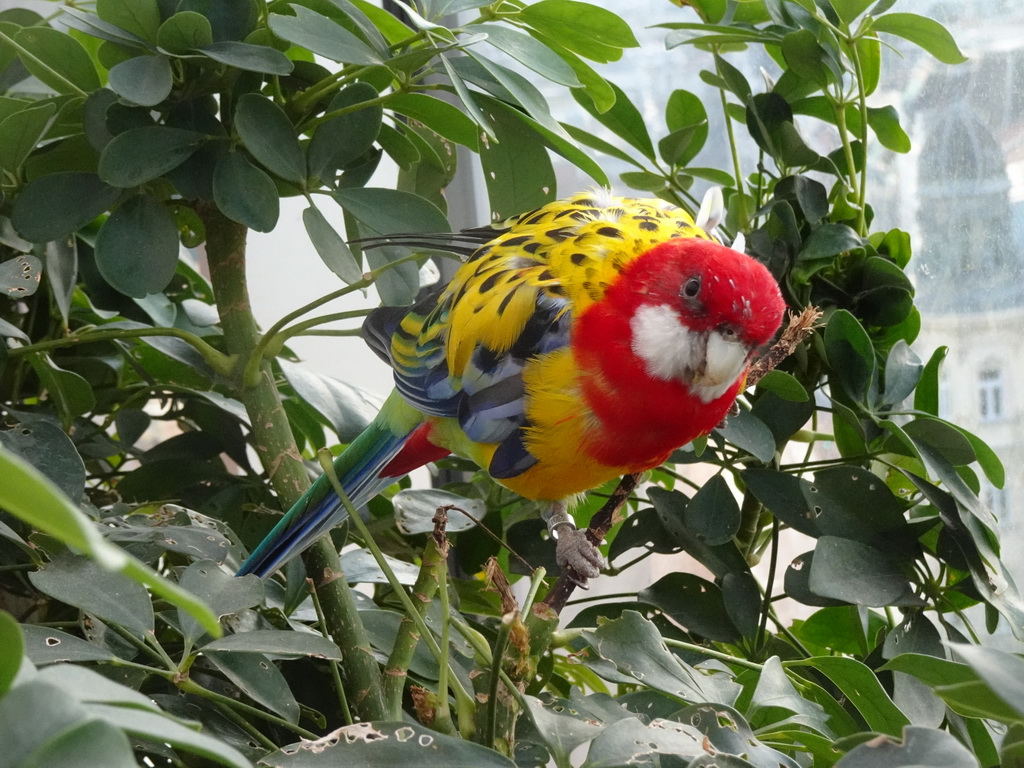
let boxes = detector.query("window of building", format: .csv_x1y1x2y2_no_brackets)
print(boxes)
979,368,1005,422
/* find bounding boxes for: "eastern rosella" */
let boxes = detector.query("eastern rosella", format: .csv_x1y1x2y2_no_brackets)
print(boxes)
238,190,786,579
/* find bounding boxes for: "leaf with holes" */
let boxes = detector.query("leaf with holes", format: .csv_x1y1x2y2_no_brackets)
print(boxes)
29,552,155,635
0,419,85,501
206,650,300,724
263,721,516,766
0,253,41,298
177,560,264,645
20,626,117,665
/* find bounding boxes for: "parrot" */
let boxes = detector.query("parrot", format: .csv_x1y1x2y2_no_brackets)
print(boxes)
237,189,786,580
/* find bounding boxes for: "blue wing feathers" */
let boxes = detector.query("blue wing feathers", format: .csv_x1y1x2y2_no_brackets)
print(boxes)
236,423,410,578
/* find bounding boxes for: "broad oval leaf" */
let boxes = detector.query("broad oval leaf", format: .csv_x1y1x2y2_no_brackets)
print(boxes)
808,536,912,607
836,725,979,768
12,171,117,243
0,102,57,174
96,0,161,40
212,151,280,232
156,10,213,53
205,650,300,724
94,194,180,297
308,82,383,180
98,126,207,187
0,419,85,501
0,253,40,298
14,26,102,94
107,54,172,107
333,186,449,235
233,93,305,184
683,474,740,546
29,552,155,635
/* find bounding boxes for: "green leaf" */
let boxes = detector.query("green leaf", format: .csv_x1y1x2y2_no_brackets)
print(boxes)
333,186,449,235
268,6,382,65
640,572,739,643
386,92,478,149
825,309,877,407
0,420,85,501
477,98,556,222
0,448,221,636
755,370,809,402
871,12,967,64
44,238,77,326
27,354,95,424
439,54,495,139
664,89,708,165
718,408,776,463
913,345,946,416
829,0,874,25
308,82,383,179
234,93,305,184
20,626,117,665
206,650,300,723
303,205,362,284
0,611,22,695
475,23,578,86
263,721,516,766
809,536,912,606
156,11,213,53
199,41,294,75
177,560,264,646
0,253,40,299
792,656,910,736
392,489,482,535
951,644,1024,718
98,126,206,187
0,102,57,175
29,552,155,634
201,629,343,659
212,151,280,233
835,726,979,768
17,718,136,768
107,54,172,107
518,0,638,59
13,26,101,94
94,194,180,297
882,340,921,407
781,29,838,87
279,358,379,442
96,0,161,41
38,663,165,712
683,475,741,546
88,704,250,768
572,79,655,160
867,105,910,153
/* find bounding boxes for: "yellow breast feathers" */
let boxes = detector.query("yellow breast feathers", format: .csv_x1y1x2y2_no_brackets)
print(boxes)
441,192,710,377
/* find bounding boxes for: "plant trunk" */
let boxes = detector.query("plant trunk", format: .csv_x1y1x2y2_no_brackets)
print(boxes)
199,202,386,722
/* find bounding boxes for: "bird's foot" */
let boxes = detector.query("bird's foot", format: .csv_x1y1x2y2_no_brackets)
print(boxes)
544,504,604,587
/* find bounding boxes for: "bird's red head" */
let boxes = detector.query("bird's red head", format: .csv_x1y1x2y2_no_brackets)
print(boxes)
591,237,785,403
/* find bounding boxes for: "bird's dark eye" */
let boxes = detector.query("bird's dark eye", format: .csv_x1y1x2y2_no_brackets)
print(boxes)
682,276,701,298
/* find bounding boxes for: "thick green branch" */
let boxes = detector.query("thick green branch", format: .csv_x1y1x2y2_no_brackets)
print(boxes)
197,201,386,723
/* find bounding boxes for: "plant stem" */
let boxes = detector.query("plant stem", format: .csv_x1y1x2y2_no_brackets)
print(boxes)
849,39,870,236
316,451,474,722
382,535,445,717
308,578,354,726
6,326,233,375
198,201,386,722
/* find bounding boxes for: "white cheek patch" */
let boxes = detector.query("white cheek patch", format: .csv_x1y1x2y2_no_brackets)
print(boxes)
630,305,749,403
630,304,704,382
